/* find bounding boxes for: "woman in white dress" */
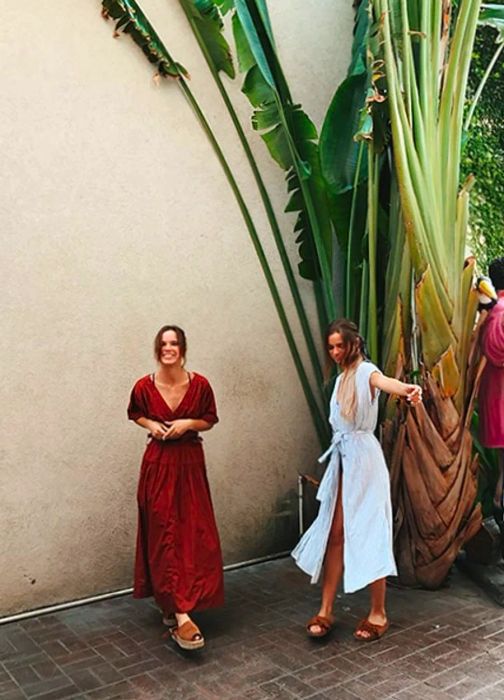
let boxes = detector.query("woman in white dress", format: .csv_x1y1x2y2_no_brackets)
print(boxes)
292,319,422,641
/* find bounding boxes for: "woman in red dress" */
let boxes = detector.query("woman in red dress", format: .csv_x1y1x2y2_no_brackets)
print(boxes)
128,325,224,650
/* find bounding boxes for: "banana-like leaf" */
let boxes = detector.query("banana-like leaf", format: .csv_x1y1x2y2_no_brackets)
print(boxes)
479,3,504,41
214,0,234,14
320,0,370,196
234,0,275,89
232,10,255,72
239,59,332,282
431,346,460,399
415,266,457,371
320,73,369,195
102,0,189,78
349,0,370,75
229,0,335,317
192,0,235,77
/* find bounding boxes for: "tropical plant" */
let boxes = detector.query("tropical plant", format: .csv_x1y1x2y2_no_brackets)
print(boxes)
359,0,504,587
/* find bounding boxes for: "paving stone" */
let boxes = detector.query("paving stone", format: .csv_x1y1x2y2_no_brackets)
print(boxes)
0,677,26,700
30,683,81,700
443,676,493,698
260,674,315,698
469,687,504,700
83,679,137,699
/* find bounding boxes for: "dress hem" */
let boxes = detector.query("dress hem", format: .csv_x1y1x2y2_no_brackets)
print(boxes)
132,590,224,614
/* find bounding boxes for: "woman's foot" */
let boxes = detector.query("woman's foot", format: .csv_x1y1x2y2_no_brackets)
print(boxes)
306,611,334,638
170,613,205,650
354,613,389,641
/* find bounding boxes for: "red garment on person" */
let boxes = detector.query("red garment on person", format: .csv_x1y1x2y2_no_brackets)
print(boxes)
479,297,504,448
127,372,224,614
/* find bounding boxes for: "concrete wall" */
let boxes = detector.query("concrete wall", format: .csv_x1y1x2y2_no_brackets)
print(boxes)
0,0,353,615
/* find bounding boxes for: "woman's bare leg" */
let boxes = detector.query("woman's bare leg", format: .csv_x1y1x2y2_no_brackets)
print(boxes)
308,476,344,634
354,577,388,639
175,612,191,626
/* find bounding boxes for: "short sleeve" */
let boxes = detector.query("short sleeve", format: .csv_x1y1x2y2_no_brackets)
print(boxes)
198,378,219,425
482,308,504,367
127,380,149,421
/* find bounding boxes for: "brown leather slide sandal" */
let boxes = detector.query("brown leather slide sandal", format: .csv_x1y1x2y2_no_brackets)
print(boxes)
306,615,333,638
170,620,205,650
353,618,389,642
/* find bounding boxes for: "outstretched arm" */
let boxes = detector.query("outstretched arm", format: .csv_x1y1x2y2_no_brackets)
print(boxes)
370,371,422,405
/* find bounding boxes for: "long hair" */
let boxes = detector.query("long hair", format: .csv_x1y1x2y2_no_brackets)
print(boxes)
153,325,187,362
325,319,367,422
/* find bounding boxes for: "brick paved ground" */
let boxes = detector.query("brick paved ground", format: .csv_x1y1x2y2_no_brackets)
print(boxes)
2,558,504,700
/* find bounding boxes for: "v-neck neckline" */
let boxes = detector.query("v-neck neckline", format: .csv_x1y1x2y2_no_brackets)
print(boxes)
152,371,193,415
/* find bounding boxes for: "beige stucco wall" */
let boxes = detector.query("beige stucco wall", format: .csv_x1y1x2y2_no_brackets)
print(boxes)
0,1,353,616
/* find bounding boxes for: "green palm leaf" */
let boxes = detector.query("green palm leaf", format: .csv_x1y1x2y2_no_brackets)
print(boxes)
192,0,235,78
102,0,189,78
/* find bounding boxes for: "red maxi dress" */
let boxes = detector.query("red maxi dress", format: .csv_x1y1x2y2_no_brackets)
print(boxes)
127,372,224,614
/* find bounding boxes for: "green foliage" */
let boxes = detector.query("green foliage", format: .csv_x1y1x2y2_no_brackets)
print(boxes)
101,0,189,77
232,0,336,320
463,5,504,269
192,0,235,78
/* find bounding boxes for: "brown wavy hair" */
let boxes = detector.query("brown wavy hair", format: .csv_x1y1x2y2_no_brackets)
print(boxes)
153,325,187,362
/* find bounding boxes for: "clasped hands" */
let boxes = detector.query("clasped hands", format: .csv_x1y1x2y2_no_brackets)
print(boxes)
149,419,192,440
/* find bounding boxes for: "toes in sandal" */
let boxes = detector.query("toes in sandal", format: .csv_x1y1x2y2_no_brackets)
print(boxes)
306,615,333,638
353,618,389,642
170,620,205,650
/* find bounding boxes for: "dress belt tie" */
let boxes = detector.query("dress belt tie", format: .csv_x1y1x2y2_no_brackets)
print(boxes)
318,429,373,463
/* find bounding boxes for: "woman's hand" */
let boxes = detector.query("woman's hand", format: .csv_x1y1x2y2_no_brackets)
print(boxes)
162,419,194,440
148,420,171,440
404,384,423,405
371,372,423,404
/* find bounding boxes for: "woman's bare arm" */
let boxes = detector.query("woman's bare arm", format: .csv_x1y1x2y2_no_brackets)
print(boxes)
370,371,422,404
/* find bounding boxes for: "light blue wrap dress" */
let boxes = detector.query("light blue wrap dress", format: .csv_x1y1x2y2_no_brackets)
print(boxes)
292,361,397,593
